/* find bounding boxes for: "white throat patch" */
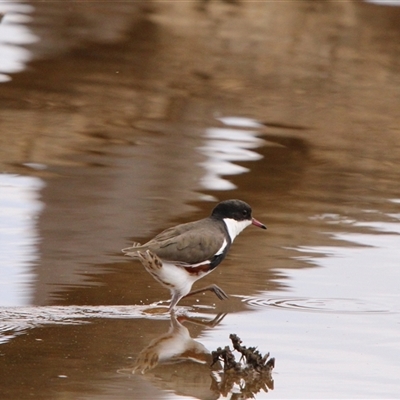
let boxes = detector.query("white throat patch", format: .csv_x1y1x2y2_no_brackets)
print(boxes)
223,218,252,243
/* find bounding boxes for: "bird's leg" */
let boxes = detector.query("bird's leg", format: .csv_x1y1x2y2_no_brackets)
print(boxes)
183,284,229,301
168,292,184,312
177,313,227,327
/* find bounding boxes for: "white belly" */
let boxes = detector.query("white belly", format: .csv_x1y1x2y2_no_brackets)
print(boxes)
148,262,200,297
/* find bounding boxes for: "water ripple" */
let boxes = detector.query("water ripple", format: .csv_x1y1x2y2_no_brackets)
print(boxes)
0,303,216,344
241,296,392,315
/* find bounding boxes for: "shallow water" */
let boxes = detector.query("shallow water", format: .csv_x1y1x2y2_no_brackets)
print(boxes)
1,1,400,399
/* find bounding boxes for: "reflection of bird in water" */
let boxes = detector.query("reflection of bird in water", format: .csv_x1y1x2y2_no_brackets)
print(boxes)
132,313,225,374
123,199,266,311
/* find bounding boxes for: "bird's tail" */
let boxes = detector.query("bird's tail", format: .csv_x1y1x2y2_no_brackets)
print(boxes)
122,242,147,258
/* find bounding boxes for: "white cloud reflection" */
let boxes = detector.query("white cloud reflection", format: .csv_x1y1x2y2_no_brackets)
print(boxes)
364,0,400,5
198,117,265,191
0,3,39,82
285,208,400,312
0,174,44,306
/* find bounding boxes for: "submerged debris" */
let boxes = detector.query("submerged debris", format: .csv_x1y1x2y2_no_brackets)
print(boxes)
212,334,275,373
211,334,275,398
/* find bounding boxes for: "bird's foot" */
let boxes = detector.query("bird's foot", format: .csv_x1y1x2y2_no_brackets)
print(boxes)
185,284,229,301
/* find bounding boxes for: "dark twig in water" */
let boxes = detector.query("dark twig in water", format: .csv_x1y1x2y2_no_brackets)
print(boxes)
212,333,275,373
211,334,275,397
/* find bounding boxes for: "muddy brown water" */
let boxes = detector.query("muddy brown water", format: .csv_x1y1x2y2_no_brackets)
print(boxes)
1,2,400,399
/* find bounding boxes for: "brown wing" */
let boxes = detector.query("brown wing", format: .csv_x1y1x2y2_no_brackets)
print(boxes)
122,221,200,257
144,219,226,264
